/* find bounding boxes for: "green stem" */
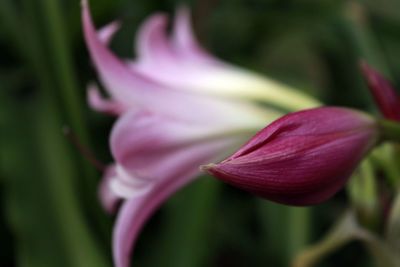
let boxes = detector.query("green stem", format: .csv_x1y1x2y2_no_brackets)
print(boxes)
4,1,110,266
293,210,400,267
370,144,400,189
39,0,88,142
35,99,109,267
39,0,110,238
378,119,400,143
292,211,357,267
346,158,379,230
386,190,400,252
375,120,400,187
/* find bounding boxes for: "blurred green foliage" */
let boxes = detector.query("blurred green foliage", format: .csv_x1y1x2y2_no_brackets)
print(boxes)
1,0,400,266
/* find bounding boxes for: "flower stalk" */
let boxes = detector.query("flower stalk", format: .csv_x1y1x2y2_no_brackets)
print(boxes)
378,119,400,143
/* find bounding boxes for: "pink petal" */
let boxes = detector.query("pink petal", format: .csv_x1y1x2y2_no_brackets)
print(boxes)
110,112,240,267
360,62,400,121
172,6,215,63
83,1,149,103
83,2,273,125
113,170,198,267
98,165,122,214
134,7,213,69
109,164,155,199
129,7,244,100
135,13,177,66
106,108,279,267
86,21,123,115
131,10,228,92
129,7,318,111
87,83,125,115
82,2,195,118
110,110,245,183
98,21,121,45
205,107,379,205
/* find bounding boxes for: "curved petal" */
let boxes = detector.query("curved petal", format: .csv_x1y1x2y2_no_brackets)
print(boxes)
109,164,155,199
110,111,243,267
98,21,121,45
112,136,234,267
110,110,252,183
172,6,215,63
134,7,213,69
135,13,177,66
109,110,244,267
112,172,195,267
83,1,153,103
87,83,125,115
82,2,278,124
86,20,124,115
130,8,319,110
83,1,204,119
134,58,319,111
98,165,122,214
107,109,278,267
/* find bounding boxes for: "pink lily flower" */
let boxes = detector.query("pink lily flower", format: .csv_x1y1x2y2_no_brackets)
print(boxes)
82,1,319,267
84,4,319,115
203,107,380,205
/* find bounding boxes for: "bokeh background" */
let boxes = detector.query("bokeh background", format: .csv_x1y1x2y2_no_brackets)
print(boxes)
1,0,400,266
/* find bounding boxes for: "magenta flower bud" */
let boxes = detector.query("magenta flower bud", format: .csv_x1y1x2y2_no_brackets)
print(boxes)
203,107,380,206
360,62,400,122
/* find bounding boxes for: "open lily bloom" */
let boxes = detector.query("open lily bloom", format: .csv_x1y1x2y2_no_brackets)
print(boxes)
82,1,319,266
129,7,319,110
84,4,319,115
108,110,262,267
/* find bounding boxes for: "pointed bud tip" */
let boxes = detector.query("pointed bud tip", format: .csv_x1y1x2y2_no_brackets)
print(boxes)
359,60,376,79
359,59,368,69
359,61,400,121
200,163,217,173
359,61,380,86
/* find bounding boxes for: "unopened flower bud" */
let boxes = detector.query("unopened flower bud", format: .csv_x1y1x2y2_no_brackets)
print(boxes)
203,107,380,205
360,62,400,122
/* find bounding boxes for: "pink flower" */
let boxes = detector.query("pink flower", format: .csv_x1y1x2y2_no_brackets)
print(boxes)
203,107,380,206
82,1,319,267
83,4,319,115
